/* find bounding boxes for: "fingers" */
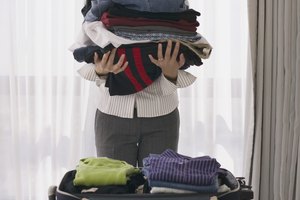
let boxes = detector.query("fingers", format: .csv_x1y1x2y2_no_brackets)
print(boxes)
111,55,128,74
95,43,183,76
94,52,99,63
113,61,128,74
171,41,180,61
107,48,116,66
115,54,125,67
155,40,181,61
178,53,185,67
94,49,127,74
151,40,184,68
157,43,163,60
100,51,111,65
164,40,172,60
148,54,159,66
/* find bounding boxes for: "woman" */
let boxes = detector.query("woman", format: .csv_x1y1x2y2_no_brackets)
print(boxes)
80,0,196,167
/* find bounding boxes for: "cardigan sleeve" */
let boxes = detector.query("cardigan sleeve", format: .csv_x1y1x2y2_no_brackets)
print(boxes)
77,64,196,93
77,63,106,87
159,70,197,96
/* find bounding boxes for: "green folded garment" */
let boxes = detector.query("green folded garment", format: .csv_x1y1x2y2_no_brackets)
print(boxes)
73,157,140,186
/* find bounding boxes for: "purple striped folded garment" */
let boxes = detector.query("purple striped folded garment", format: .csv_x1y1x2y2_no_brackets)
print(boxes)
142,149,221,186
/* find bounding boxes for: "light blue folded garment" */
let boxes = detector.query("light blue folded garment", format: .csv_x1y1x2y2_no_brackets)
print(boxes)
85,0,190,22
112,0,189,12
148,177,219,193
85,0,113,22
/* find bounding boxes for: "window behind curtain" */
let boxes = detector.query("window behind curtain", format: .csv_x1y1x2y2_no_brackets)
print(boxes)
178,0,249,176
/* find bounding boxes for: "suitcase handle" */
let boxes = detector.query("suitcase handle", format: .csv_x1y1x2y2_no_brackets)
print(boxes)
48,185,57,200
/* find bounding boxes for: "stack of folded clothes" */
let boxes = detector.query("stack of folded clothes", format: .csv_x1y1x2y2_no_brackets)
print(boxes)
142,149,221,194
60,157,145,194
70,0,213,96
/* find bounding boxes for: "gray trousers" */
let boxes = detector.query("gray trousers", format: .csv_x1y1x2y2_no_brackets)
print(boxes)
94,108,180,167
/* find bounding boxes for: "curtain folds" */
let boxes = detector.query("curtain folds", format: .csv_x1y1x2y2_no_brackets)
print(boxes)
248,0,300,199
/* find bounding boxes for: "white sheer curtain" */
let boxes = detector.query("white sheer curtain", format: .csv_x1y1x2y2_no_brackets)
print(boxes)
0,0,250,199
0,1,93,199
179,0,249,176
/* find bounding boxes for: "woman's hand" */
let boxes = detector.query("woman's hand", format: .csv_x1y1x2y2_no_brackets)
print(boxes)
94,48,128,75
148,40,185,80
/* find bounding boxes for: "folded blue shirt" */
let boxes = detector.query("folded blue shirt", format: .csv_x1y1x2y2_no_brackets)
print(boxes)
83,0,191,22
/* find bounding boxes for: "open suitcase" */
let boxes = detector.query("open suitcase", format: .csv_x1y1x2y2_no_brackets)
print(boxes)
48,168,253,200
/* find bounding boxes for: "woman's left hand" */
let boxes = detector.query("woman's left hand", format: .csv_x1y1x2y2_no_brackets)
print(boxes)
148,40,185,80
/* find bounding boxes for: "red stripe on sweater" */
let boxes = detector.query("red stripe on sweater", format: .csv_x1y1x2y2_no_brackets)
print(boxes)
132,47,153,85
117,48,143,92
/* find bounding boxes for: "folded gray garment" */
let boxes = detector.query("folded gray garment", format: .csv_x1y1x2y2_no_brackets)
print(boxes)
109,25,197,36
113,31,201,42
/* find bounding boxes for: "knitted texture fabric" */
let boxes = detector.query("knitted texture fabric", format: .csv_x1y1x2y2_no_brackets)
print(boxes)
73,157,140,186
73,42,202,95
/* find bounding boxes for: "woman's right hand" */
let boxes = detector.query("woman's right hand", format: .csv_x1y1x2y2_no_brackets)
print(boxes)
94,48,128,75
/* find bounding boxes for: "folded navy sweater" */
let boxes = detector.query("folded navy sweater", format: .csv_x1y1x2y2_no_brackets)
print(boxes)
73,42,202,95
